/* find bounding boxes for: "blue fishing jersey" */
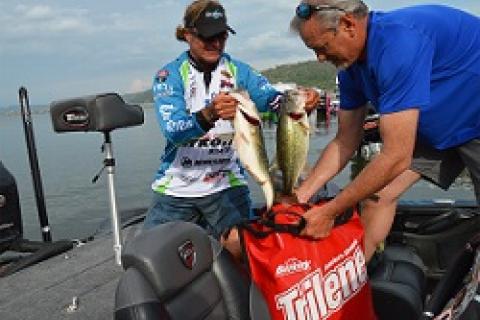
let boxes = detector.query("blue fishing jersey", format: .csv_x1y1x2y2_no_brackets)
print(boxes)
151,51,281,197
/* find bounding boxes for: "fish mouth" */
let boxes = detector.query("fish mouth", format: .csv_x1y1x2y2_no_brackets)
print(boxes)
288,112,304,120
240,109,260,126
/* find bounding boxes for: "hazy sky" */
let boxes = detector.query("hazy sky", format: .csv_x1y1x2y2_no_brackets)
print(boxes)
1,0,479,106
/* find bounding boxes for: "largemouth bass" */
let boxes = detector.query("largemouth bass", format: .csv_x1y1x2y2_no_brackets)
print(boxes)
277,89,310,195
231,91,274,210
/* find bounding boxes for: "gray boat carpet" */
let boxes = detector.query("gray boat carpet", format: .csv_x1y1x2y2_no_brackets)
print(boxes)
0,225,141,320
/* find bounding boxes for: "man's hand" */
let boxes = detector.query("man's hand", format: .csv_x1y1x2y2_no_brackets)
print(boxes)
300,202,337,239
301,88,321,114
220,227,243,264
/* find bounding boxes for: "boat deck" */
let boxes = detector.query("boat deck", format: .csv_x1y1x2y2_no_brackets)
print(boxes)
0,224,141,320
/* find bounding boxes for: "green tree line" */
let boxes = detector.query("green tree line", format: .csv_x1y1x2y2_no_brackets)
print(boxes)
123,60,337,103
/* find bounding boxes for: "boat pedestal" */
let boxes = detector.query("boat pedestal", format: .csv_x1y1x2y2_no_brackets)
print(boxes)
50,92,144,265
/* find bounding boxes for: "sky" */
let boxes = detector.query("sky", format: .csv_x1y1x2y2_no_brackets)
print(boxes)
1,0,479,106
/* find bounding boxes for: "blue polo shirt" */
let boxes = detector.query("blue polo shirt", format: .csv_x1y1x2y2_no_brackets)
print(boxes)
339,5,480,149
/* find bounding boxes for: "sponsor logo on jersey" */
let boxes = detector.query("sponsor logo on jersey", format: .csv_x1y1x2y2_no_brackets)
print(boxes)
155,83,173,97
220,79,234,90
181,157,193,168
159,104,174,121
166,119,194,133
221,70,232,79
184,137,233,148
157,69,169,82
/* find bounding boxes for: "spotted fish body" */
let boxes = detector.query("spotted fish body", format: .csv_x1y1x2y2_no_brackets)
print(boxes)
231,91,274,210
277,89,310,195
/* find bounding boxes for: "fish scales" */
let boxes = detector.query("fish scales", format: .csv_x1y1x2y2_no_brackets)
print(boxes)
231,91,274,210
277,90,310,195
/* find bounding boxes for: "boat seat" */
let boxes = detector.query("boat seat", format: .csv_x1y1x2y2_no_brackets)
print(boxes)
369,246,426,320
114,221,270,320
50,93,143,133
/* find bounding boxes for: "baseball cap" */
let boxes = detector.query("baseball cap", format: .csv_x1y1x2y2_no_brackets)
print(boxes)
190,3,236,38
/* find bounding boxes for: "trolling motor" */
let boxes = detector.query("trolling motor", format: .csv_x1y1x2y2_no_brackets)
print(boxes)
0,88,73,277
50,93,144,265
0,162,23,247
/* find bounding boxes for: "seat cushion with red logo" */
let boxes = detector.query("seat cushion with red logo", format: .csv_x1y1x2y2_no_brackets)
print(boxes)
114,221,258,320
241,203,377,320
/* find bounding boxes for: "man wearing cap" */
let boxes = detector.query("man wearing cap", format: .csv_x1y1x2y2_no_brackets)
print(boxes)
288,0,480,261
144,0,320,237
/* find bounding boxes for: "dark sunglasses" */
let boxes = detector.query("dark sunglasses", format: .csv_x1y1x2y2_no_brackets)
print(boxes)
295,3,346,20
192,30,228,43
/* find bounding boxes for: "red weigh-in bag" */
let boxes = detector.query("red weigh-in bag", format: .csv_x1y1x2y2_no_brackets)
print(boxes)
241,203,377,320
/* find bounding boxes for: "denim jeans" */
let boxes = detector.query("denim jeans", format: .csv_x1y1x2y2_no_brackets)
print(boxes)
143,186,252,239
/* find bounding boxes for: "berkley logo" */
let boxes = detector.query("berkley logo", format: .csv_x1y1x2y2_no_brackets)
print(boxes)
275,258,311,277
178,240,196,270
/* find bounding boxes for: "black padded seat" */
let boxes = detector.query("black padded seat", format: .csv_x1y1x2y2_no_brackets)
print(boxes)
381,245,427,274
50,93,143,133
369,246,426,320
114,221,270,320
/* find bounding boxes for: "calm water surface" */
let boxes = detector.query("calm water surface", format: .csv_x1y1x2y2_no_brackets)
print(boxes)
0,108,475,240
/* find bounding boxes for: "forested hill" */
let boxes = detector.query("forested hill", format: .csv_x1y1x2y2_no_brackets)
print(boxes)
123,60,337,104
261,60,337,90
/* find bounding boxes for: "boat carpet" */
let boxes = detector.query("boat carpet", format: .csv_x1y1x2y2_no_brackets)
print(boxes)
0,224,141,320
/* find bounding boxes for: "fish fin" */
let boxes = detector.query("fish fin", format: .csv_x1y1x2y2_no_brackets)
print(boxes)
236,132,250,145
268,153,278,172
249,168,267,184
299,120,310,133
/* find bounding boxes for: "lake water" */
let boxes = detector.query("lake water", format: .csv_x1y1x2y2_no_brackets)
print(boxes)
0,107,475,241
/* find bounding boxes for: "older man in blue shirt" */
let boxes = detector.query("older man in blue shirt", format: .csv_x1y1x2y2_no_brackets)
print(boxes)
291,0,480,261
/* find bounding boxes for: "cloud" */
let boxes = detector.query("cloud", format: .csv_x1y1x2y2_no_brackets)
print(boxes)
17,4,54,19
242,31,298,52
0,4,92,38
1,3,147,42
146,0,180,10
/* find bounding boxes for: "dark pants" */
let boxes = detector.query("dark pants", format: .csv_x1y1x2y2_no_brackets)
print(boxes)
412,138,480,204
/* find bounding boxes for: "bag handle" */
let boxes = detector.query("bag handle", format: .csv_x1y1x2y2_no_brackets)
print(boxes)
241,203,355,239
240,218,274,238
241,207,307,239
263,209,306,235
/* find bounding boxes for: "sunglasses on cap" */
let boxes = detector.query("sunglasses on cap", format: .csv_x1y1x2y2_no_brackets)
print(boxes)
295,3,346,20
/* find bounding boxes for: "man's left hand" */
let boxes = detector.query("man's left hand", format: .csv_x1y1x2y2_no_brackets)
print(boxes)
300,202,337,239
302,88,321,114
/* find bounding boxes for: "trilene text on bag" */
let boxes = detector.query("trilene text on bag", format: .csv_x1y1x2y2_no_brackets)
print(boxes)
274,241,367,320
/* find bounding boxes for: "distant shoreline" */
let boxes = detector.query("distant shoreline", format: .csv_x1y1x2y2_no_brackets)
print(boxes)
0,102,154,117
